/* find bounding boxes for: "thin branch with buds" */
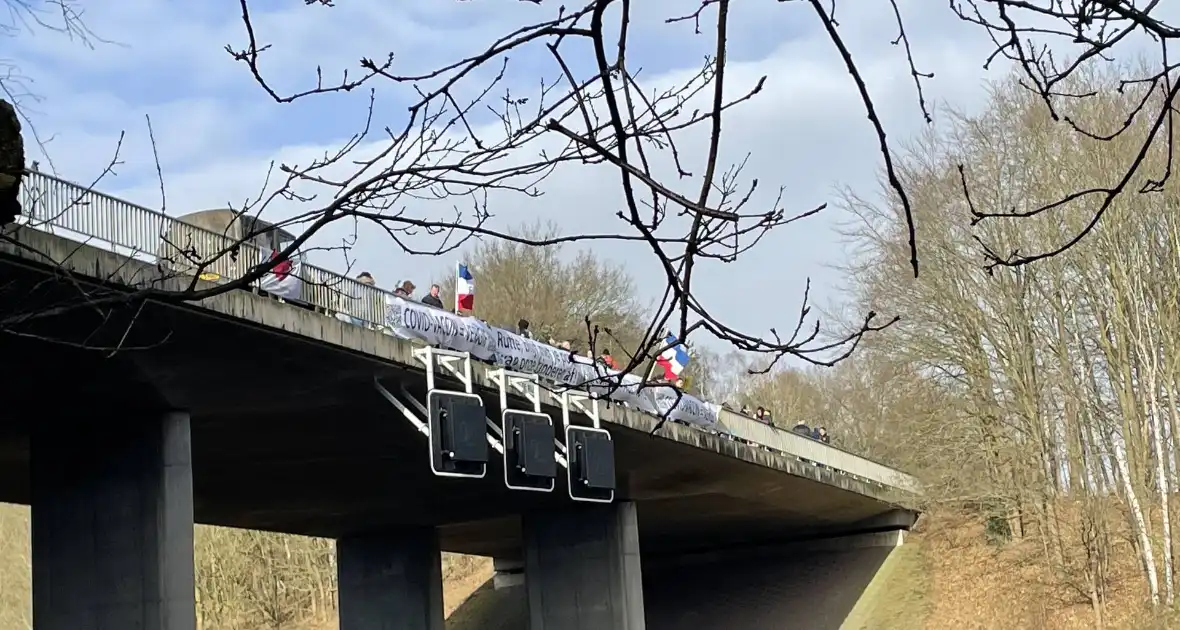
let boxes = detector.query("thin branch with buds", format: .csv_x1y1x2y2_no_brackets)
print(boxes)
3,0,956,401
953,0,1180,271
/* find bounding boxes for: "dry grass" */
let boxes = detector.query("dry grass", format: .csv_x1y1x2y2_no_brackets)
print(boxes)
831,509,1176,630
915,512,1155,630
0,505,30,630
443,555,495,617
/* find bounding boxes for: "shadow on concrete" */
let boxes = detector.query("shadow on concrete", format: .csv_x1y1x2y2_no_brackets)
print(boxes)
445,545,900,630
643,546,894,630
447,580,524,630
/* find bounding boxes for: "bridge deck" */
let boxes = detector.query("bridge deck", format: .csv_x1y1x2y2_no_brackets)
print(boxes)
0,225,916,556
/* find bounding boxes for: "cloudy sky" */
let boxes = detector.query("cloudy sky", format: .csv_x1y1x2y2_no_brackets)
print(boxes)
9,0,1048,350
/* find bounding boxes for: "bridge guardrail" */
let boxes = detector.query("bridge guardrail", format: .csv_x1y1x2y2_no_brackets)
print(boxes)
14,170,919,493
717,411,919,492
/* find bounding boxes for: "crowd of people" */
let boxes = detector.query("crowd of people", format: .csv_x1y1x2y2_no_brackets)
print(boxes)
736,404,832,445
355,271,634,373
352,269,836,449
356,271,445,309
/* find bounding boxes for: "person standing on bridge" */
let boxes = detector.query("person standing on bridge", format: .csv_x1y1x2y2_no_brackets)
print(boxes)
421,284,444,309
351,271,383,325
394,280,416,298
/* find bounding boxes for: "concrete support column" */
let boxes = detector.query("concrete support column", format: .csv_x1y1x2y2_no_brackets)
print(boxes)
337,528,444,630
493,556,525,590
523,501,645,630
31,411,196,630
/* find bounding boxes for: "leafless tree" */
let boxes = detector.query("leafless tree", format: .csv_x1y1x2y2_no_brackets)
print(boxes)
2,0,100,169
831,64,1180,615
434,220,649,350
0,0,917,377
208,0,913,374
15,0,1175,374
954,1,1180,271
0,501,492,628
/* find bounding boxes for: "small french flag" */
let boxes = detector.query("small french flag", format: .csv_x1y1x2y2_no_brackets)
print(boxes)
456,263,475,311
654,332,690,380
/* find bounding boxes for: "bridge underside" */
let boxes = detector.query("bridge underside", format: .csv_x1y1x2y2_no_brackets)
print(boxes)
0,254,907,558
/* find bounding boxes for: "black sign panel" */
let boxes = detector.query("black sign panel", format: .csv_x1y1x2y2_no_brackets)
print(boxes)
503,410,556,492
427,390,487,478
567,426,615,502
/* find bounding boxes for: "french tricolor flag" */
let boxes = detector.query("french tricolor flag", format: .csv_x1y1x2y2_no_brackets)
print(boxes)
654,332,690,380
455,263,475,311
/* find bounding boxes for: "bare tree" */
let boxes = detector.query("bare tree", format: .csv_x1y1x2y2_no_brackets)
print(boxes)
0,0,918,377
6,0,1180,366
831,62,1180,615
1,499,493,628
954,1,1180,270
679,346,753,405
206,0,909,373
2,0,100,170
434,220,649,352
742,368,827,430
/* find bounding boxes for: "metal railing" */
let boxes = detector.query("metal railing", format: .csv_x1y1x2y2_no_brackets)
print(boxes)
717,413,918,491
17,170,397,326
14,170,919,493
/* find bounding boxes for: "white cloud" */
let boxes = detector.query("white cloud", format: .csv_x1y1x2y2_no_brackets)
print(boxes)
12,0,1033,352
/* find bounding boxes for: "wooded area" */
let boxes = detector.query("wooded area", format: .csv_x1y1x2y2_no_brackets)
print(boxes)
717,65,1180,626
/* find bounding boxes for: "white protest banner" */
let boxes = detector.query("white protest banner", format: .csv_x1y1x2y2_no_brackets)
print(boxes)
383,298,497,360
379,297,721,428
650,386,723,429
489,333,721,429
568,355,657,412
491,329,586,383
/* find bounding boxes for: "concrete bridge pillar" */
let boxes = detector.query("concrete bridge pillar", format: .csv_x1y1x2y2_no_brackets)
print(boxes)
523,501,646,630
336,527,444,630
31,410,196,630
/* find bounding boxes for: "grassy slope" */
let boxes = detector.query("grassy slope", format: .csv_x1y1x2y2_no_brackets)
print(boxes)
446,580,524,630
840,540,931,630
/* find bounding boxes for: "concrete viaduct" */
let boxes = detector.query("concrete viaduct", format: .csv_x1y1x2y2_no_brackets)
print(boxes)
0,175,920,629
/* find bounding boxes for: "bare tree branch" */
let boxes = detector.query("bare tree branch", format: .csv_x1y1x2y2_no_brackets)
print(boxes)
953,0,1180,270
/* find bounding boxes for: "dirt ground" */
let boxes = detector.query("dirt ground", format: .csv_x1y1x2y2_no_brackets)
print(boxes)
442,556,495,617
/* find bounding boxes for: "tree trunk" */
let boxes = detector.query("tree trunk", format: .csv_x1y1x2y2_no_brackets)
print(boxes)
1147,383,1174,605
1112,438,1160,604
